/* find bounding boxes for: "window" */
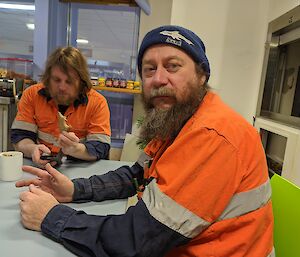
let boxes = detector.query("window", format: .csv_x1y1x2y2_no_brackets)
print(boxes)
69,3,140,146
0,1,34,78
257,5,300,128
260,129,287,176
261,40,300,119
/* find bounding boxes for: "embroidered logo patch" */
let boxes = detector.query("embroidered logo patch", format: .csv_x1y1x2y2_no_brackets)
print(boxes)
160,30,194,45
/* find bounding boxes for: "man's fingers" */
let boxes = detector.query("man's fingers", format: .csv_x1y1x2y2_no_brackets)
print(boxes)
59,134,73,145
19,185,44,201
32,145,51,164
15,178,41,188
39,159,51,166
19,191,31,201
49,160,58,167
29,184,46,195
22,165,48,177
19,191,25,201
61,131,79,142
37,144,51,154
44,163,63,179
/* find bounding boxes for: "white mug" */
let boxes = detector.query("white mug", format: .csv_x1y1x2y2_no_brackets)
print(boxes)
0,151,23,181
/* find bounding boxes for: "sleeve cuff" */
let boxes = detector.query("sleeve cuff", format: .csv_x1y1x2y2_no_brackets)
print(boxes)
10,129,37,144
84,141,110,160
41,204,76,241
72,178,93,202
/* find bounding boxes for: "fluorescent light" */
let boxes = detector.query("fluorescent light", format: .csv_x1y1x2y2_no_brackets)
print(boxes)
26,23,35,30
76,39,89,44
0,3,35,11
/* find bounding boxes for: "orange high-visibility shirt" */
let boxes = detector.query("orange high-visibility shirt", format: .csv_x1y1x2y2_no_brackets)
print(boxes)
12,83,111,153
142,92,273,257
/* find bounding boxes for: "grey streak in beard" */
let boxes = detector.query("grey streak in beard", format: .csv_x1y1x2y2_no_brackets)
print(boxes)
143,87,176,109
140,85,207,143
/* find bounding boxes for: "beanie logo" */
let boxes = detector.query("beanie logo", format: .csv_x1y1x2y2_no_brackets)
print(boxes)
160,30,194,45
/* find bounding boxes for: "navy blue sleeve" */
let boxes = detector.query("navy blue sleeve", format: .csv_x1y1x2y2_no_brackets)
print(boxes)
41,200,189,257
84,140,110,160
11,129,37,144
72,162,143,202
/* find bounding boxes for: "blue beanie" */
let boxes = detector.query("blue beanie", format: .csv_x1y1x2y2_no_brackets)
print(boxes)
137,25,210,81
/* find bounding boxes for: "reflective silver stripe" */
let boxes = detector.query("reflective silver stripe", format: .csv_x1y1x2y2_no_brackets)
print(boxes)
142,179,211,238
143,178,271,239
79,137,86,143
86,133,111,144
267,247,275,257
218,179,271,221
38,131,111,146
37,130,59,146
137,152,151,167
11,120,37,132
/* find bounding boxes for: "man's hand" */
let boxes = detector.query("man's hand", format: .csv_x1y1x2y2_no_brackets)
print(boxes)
19,185,59,231
31,144,52,166
58,131,97,161
15,163,74,203
58,131,80,156
14,139,52,166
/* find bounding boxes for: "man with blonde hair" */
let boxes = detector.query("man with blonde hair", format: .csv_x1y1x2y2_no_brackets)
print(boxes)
11,46,111,166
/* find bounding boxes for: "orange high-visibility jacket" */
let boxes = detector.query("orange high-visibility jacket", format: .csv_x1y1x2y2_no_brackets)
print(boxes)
141,92,274,257
12,83,111,153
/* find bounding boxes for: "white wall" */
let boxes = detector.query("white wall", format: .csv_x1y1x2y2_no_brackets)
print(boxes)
169,0,300,123
268,0,300,21
171,0,269,124
133,0,300,127
170,0,230,92
132,0,173,134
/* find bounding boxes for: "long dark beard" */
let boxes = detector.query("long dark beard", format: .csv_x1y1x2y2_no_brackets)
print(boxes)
139,84,207,144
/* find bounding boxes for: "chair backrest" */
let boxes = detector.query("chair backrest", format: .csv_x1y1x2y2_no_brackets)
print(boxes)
270,173,300,257
120,133,143,162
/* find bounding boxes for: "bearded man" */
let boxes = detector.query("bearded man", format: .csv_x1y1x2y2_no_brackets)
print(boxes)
16,26,274,257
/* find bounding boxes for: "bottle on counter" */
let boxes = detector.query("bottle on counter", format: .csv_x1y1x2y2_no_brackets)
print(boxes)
112,78,120,88
134,81,141,90
126,80,134,90
119,79,127,88
98,77,106,87
91,76,98,86
105,78,113,87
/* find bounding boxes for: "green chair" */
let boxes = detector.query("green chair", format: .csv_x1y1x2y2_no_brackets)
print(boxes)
270,173,300,257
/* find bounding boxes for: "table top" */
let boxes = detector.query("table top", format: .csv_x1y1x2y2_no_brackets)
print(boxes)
0,158,133,256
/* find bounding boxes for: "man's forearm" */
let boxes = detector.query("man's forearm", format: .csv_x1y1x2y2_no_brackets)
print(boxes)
14,138,37,158
67,143,97,161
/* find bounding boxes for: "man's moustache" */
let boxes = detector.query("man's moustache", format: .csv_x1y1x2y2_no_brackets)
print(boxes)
150,88,175,98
